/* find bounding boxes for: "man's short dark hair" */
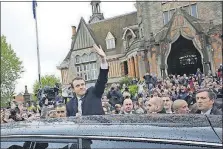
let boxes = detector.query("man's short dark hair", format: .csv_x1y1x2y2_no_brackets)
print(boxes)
71,77,85,88
196,88,217,100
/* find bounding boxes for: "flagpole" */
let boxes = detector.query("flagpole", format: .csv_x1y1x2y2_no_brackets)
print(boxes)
34,3,42,88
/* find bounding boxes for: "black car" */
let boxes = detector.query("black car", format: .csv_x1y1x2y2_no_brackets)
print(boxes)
1,114,222,149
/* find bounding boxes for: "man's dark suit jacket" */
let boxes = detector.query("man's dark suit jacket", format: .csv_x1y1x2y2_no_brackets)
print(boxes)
196,105,222,115
66,68,108,117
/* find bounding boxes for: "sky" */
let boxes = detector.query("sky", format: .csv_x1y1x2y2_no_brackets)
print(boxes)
1,0,136,94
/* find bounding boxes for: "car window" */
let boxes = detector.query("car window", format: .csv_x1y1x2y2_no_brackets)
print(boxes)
88,139,213,148
1,141,78,149
1,142,25,149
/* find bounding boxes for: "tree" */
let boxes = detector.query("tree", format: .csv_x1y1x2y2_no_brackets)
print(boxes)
1,35,24,107
32,75,61,101
120,76,132,87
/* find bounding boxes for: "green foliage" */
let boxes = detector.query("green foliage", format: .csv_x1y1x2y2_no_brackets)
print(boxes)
120,76,132,87
1,35,24,107
32,75,61,100
128,85,138,97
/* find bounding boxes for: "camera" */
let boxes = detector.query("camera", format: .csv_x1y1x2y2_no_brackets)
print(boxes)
37,86,59,107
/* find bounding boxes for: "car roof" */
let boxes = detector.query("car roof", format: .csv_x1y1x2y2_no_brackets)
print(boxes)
1,114,222,143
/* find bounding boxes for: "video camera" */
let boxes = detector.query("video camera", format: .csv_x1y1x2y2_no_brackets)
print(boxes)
37,85,59,107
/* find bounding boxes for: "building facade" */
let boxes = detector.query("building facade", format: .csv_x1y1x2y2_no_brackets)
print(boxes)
57,1,222,86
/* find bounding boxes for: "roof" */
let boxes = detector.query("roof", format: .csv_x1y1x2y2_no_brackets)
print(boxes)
58,12,137,69
88,11,137,55
1,114,222,144
155,8,209,42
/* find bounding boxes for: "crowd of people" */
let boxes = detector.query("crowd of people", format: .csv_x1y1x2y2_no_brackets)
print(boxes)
1,67,222,124
1,43,222,124
102,68,222,115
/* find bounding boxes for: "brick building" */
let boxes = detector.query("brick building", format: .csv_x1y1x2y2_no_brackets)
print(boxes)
57,1,222,87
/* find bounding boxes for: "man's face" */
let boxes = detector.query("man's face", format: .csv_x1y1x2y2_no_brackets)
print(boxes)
176,102,189,114
123,99,133,113
145,101,157,113
73,79,86,96
162,97,172,110
48,110,58,118
56,108,66,117
115,106,121,112
196,91,214,111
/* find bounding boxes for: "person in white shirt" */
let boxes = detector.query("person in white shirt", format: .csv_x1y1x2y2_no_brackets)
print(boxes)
66,44,109,117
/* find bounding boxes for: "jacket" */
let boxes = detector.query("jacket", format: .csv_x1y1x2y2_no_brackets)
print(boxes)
66,68,109,117
196,105,222,115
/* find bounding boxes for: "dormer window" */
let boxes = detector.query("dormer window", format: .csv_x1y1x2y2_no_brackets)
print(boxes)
105,32,115,49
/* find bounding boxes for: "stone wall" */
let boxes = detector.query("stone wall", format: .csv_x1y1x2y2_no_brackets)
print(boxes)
197,2,222,25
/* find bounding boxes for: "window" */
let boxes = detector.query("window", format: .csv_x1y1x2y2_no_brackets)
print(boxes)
76,66,80,72
106,32,116,49
163,3,198,25
76,63,96,81
191,4,197,18
89,139,212,148
163,11,169,25
89,52,97,61
90,63,97,80
106,39,115,49
75,55,80,64
1,141,77,149
82,54,88,62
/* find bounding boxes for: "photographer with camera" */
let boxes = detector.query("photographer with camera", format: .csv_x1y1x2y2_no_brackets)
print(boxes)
107,84,123,108
66,44,109,117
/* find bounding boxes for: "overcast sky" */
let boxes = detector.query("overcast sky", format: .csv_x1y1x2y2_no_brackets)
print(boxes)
1,0,136,94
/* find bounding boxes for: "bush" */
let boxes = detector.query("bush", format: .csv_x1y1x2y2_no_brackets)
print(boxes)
128,85,138,97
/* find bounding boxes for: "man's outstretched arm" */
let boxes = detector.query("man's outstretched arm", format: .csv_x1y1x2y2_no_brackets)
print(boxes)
92,44,109,97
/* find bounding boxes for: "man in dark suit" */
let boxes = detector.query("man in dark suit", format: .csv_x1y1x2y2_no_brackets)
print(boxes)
66,44,109,117
196,89,222,115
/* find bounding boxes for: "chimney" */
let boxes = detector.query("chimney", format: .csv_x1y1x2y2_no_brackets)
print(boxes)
71,26,76,39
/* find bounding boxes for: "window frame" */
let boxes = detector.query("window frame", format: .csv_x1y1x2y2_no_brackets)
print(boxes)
106,38,115,49
105,32,116,50
163,11,169,25
191,3,198,18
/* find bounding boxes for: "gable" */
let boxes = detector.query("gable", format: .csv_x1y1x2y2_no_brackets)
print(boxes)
155,8,206,42
106,32,115,40
73,18,96,50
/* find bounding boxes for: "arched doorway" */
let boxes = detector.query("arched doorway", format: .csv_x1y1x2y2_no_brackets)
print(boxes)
167,35,203,75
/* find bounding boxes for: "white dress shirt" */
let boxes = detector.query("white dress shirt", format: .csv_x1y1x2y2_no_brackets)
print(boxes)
201,108,212,115
101,62,108,69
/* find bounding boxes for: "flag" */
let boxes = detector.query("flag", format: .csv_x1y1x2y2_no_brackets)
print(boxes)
32,0,37,19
